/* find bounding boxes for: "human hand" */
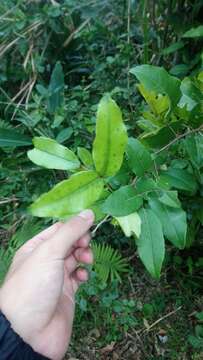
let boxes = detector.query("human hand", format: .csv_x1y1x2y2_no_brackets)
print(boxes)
0,209,95,360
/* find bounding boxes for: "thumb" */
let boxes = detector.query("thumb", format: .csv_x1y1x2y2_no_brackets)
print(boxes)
43,209,94,259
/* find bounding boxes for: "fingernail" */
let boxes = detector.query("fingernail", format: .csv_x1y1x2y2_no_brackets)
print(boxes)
79,209,94,223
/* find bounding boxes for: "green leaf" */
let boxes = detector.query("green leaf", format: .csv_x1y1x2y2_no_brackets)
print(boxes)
126,138,153,176
137,84,170,115
47,62,64,114
137,208,165,278
77,147,93,167
184,134,203,169
115,212,141,238
149,198,187,249
182,25,203,38
108,162,131,188
28,137,80,170
159,191,181,208
92,242,128,283
141,122,180,149
169,64,190,77
130,65,181,109
162,41,185,55
0,128,31,147
29,170,104,218
135,178,158,197
178,77,203,111
160,168,197,193
102,185,143,217
56,128,73,143
92,95,128,177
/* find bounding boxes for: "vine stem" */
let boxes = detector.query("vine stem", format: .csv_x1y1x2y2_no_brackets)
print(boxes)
155,124,203,155
91,215,110,237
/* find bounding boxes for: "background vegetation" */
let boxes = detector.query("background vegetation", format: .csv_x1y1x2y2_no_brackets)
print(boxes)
0,1,203,359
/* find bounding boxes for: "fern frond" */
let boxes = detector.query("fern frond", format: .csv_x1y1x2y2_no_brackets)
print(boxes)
0,219,42,284
10,219,42,251
0,247,12,285
0,119,12,129
92,242,128,283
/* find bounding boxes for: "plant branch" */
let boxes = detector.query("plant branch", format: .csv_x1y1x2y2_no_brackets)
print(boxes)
92,215,110,237
138,306,182,334
155,124,203,155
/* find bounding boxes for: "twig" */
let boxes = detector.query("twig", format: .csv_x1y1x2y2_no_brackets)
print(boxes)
91,215,110,237
0,21,42,58
155,124,203,155
0,197,18,205
138,306,182,334
63,18,90,47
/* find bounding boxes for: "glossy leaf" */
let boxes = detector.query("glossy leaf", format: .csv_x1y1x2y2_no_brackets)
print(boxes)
47,62,64,113
135,178,158,198
92,95,128,177
115,212,141,238
102,185,143,217
126,138,153,177
0,128,31,147
130,65,181,108
159,191,181,208
184,134,203,169
160,168,197,193
29,170,104,218
178,77,202,111
137,208,165,278
77,147,93,167
149,198,187,249
28,137,80,170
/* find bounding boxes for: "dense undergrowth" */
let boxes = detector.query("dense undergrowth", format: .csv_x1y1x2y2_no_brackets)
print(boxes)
0,1,203,359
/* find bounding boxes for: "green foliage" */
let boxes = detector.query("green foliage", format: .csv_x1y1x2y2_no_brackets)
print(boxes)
183,25,203,38
188,312,203,350
27,64,203,278
47,62,65,114
1,2,203,356
102,185,143,217
0,128,31,147
92,95,128,177
29,170,104,218
130,65,181,109
28,137,80,170
126,138,153,177
92,242,128,283
137,208,165,279
149,197,187,249
0,220,42,284
1,0,203,282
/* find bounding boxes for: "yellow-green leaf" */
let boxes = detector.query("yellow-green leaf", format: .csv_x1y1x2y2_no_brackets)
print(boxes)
137,84,170,115
29,170,104,218
28,137,80,170
115,212,141,238
93,95,128,177
77,147,93,167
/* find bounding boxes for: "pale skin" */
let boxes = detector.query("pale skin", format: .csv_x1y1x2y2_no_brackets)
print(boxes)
0,209,95,360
